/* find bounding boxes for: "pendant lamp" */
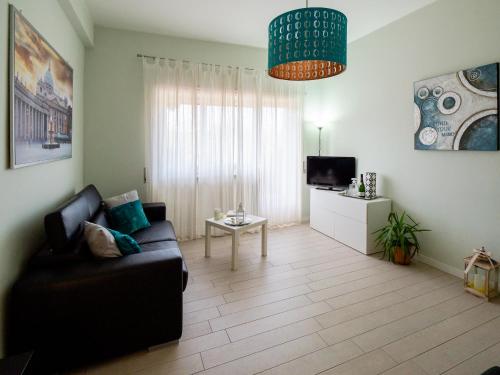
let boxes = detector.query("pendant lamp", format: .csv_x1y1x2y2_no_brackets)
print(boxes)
268,1,347,81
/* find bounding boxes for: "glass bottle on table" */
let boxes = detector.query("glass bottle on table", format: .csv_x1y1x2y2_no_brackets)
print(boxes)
236,202,245,225
358,174,365,198
348,178,357,197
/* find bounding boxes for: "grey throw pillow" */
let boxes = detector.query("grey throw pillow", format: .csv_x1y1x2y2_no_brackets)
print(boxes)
83,221,122,258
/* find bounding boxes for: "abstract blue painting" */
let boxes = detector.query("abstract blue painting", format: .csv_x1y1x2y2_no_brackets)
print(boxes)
414,63,499,151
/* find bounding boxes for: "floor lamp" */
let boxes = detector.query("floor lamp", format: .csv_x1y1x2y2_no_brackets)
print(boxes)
317,125,323,156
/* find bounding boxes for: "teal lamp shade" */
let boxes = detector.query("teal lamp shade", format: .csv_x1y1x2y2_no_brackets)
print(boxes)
268,7,347,81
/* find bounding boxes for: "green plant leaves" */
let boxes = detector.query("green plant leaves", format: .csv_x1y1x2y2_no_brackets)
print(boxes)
373,211,430,263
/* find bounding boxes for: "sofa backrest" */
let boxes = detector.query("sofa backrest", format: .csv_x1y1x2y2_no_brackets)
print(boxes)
45,185,103,253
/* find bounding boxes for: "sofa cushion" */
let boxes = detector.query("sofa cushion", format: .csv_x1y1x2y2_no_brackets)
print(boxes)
103,190,139,209
139,240,180,252
84,221,122,258
91,209,110,228
108,199,151,234
132,220,177,244
108,229,142,255
139,241,188,290
81,185,103,217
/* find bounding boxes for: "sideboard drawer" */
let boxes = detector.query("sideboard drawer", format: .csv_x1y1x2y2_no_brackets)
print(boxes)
310,204,334,238
330,194,367,223
334,214,367,252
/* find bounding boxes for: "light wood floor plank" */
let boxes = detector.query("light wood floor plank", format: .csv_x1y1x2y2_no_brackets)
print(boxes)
132,353,204,375
352,293,483,352
218,285,312,316
211,265,293,286
226,302,331,342
325,269,446,309
184,306,220,325
382,302,500,363
223,276,312,303
260,340,362,375
201,318,322,369
319,283,468,345
380,361,430,375
183,295,225,314
316,291,409,329
320,349,398,375
442,340,500,375
209,295,311,331
199,334,326,375
412,315,500,375
181,321,212,342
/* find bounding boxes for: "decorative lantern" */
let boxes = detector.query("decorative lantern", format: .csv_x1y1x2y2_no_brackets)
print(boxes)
464,247,499,301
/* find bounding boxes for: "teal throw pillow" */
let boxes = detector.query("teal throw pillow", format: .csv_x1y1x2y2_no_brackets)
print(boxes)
108,229,142,255
109,199,151,234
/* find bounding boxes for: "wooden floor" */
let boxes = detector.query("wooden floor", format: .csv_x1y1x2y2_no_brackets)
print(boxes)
80,225,500,375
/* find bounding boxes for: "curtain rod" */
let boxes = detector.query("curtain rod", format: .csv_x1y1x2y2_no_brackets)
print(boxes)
137,54,257,71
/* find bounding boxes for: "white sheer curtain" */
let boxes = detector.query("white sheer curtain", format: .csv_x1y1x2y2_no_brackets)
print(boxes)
143,58,303,240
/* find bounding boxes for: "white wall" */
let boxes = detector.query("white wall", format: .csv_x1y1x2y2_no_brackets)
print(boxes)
304,0,500,272
84,26,267,198
0,0,85,356
58,0,94,47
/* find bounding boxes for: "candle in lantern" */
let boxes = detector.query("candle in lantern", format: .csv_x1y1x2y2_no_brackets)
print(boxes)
473,274,485,293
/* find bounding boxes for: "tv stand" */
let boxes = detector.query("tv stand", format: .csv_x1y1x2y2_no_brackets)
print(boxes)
310,188,391,254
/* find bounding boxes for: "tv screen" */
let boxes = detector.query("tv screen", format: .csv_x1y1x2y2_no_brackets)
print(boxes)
307,156,355,188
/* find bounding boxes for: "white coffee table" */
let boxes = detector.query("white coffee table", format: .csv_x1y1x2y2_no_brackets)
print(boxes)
205,215,268,270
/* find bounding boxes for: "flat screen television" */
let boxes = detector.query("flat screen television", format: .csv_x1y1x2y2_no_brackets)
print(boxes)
307,156,356,189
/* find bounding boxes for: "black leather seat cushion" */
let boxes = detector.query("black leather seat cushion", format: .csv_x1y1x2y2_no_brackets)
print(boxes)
139,241,179,252
132,221,177,244
140,241,188,291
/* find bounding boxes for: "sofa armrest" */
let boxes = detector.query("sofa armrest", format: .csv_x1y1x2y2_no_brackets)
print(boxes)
142,202,166,221
8,249,183,363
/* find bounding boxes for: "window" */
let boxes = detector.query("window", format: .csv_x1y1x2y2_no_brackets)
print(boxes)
143,60,303,239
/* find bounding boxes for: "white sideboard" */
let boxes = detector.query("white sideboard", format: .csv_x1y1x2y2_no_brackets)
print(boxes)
310,188,391,254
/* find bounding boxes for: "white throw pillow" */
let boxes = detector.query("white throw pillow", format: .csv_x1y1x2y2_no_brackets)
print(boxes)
104,190,140,209
83,221,122,258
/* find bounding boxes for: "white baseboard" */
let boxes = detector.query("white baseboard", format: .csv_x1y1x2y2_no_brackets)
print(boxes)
416,253,463,278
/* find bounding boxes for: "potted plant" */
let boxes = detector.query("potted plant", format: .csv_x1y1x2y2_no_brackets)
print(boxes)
374,211,430,265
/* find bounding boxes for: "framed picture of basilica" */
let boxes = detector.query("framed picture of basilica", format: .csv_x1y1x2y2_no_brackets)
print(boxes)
9,5,73,168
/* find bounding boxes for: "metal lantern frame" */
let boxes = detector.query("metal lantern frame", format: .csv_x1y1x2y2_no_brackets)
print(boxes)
464,251,499,301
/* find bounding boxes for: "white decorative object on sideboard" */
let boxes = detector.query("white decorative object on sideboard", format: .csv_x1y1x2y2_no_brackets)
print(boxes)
310,188,391,254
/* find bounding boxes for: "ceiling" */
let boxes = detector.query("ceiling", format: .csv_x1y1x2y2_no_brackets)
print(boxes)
85,0,437,48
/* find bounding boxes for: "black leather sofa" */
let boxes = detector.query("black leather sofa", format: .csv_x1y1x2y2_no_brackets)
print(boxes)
7,185,187,373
